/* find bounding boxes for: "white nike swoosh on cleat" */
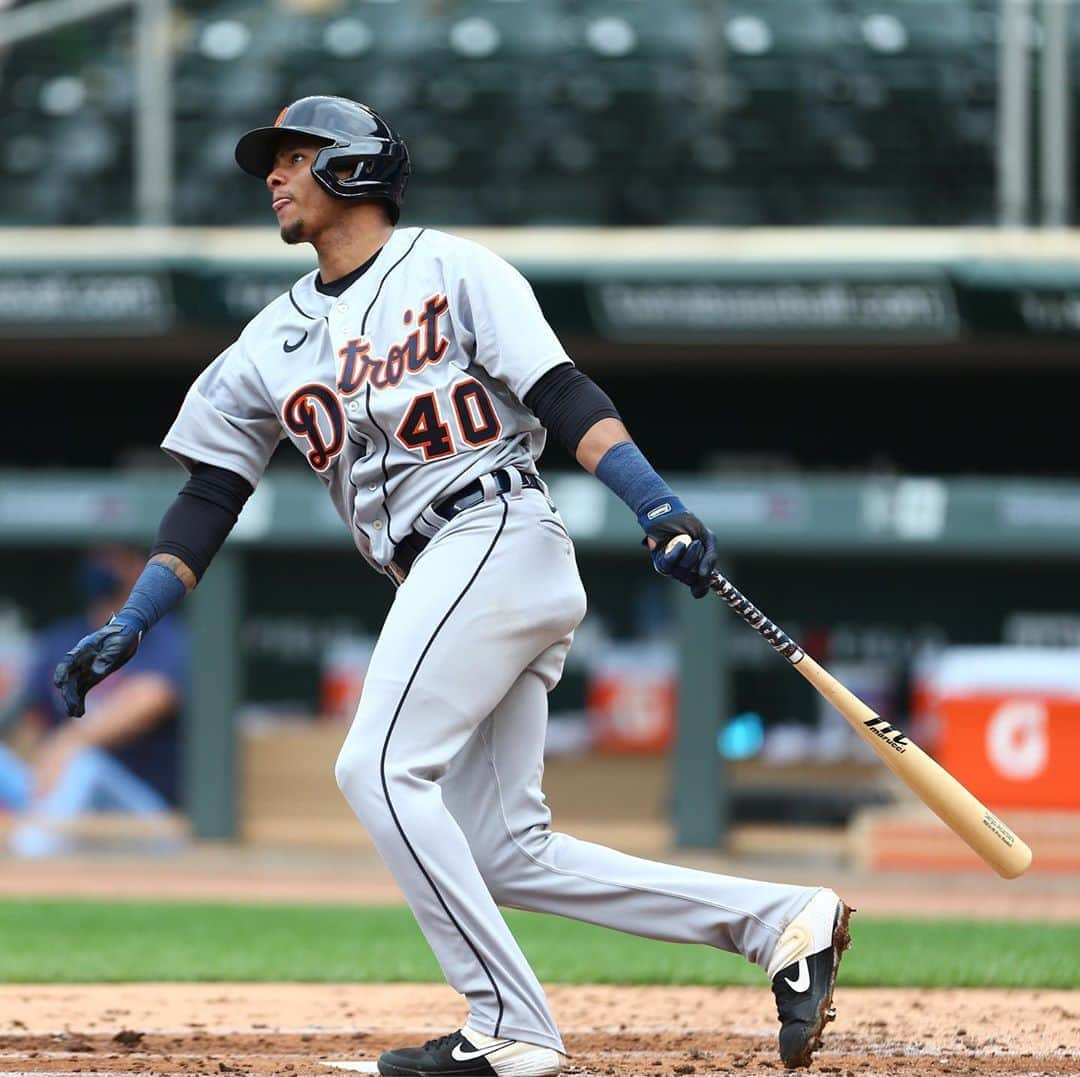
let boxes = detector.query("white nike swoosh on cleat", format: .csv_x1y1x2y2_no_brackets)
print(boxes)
451,1039,515,1062
785,957,811,992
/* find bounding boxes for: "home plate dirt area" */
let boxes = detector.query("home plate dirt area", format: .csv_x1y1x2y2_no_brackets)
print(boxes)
0,984,1076,1077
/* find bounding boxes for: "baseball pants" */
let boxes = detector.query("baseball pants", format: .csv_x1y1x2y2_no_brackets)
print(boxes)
334,482,819,1054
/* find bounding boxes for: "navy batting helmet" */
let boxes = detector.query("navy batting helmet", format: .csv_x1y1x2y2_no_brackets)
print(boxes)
235,95,410,223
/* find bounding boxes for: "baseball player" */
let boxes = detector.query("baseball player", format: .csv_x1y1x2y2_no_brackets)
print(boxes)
54,96,852,1075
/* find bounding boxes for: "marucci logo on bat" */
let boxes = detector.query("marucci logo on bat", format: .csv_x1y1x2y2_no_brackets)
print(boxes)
863,716,909,753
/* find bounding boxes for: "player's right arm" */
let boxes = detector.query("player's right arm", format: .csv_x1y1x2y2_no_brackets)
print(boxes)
53,464,256,718
55,332,282,718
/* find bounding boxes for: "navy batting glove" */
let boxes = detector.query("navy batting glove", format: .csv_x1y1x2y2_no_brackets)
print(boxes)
638,498,718,600
53,621,141,718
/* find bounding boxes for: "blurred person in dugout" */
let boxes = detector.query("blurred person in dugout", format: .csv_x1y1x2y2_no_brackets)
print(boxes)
0,544,188,857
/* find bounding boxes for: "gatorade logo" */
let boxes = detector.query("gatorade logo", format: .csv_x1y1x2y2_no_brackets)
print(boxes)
986,700,1048,781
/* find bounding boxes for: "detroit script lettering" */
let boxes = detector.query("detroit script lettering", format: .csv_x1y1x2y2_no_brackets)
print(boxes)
337,294,450,395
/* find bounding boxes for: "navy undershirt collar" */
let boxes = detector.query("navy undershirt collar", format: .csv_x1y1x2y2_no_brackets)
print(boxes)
315,245,384,297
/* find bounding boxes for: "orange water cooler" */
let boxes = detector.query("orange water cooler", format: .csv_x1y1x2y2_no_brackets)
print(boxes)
586,642,677,753
917,647,1080,810
319,634,376,722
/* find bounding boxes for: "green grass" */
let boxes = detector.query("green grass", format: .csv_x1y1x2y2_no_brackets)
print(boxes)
0,901,1075,987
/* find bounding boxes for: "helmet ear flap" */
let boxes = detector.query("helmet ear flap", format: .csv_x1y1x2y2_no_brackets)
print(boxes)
342,157,376,180
317,153,373,182
315,146,404,195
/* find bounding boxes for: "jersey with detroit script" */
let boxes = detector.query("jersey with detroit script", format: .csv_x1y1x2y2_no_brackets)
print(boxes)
161,227,572,572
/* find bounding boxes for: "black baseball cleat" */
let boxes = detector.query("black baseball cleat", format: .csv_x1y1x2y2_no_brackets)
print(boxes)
769,892,854,1069
377,1026,564,1076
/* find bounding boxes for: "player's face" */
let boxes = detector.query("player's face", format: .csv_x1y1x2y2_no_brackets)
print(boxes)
266,137,339,245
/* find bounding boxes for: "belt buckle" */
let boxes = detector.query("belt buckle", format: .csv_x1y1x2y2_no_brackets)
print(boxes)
387,560,407,586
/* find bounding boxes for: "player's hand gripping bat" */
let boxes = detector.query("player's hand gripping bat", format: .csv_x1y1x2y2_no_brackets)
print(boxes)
665,536,1033,879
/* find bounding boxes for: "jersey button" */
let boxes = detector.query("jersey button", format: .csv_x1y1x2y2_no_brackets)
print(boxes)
348,401,360,413
368,482,378,491
337,303,348,313
373,520,383,530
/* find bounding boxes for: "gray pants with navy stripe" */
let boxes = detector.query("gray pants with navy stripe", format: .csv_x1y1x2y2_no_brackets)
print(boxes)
334,482,817,1054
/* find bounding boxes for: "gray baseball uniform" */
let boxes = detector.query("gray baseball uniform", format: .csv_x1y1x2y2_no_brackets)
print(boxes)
163,226,820,1054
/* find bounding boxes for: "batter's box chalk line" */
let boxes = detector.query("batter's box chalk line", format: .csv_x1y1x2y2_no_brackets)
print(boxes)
321,1063,379,1073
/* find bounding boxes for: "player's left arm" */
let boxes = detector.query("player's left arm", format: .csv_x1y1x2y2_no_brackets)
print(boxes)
456,246,715,594
524,366,717,598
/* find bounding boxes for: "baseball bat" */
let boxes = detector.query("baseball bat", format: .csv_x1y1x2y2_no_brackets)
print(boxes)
665,537,1033,878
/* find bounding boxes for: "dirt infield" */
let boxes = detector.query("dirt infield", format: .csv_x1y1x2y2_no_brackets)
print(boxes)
0,983,1077,1076
1,844,1077,1075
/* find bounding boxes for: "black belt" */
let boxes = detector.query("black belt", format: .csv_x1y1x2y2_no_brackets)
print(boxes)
388,468,544,584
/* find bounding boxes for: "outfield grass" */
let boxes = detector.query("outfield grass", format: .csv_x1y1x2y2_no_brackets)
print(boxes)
1,900,1076,987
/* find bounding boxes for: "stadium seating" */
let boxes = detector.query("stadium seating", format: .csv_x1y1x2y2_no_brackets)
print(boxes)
0,0,1020,227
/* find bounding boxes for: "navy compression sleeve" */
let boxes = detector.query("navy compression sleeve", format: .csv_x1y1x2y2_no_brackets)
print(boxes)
523,363,622,454
149,463,254,581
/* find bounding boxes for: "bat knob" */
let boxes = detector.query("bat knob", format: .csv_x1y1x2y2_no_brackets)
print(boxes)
665,535,722,588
